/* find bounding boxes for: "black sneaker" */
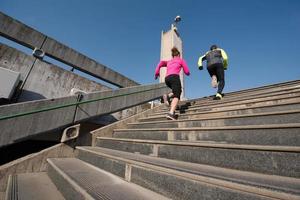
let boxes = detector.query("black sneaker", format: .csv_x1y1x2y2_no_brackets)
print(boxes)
166,113,176,120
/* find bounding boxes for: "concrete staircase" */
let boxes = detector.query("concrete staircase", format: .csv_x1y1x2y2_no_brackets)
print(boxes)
5,80,300,200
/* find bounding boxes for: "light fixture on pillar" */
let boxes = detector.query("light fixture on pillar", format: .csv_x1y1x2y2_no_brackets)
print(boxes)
172,15,181,35
174,15,181,23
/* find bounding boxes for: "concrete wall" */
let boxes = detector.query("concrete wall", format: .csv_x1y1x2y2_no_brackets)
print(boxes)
0,83,170,148
0,43,111,101
0,43,35,81
74,84,169,122
0,96,78,147
19,58,110,102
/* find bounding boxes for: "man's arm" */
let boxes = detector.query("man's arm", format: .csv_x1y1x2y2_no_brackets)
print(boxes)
197,54,206,70
220,49,228,69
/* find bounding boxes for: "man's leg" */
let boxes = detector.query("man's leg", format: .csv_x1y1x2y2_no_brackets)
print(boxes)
207,65,218,88
211,75,218,88
214,64,225,100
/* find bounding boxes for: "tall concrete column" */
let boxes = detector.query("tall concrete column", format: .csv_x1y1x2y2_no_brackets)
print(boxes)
159,24,185,100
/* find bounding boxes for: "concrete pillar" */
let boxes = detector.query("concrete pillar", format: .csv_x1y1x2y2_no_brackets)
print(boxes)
159,24,185,100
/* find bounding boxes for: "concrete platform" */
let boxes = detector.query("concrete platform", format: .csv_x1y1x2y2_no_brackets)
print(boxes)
47,158,169,200
5,172,65,200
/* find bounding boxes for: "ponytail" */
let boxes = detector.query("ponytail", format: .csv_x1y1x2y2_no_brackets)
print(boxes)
171,47,180,57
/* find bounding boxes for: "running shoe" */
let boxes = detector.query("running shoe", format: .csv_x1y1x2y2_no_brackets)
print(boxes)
213,93,223,100
166,112,176,120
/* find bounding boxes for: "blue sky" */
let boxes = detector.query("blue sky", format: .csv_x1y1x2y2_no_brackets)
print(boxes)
1,0,300,99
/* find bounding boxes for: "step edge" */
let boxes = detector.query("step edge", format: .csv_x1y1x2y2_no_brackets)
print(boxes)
47,158,95,200
95,137,300,152
188,87,300,107
76,146,299,200
128,109,300,125
149,100,300,119
167,90,300,111
113,123,300,132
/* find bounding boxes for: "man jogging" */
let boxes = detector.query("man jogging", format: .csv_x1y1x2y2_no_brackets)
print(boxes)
198,45,228,100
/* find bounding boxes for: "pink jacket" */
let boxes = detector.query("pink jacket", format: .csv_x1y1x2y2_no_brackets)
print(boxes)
155,56,190,78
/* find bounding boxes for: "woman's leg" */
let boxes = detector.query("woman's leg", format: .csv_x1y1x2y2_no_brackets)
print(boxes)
163,94,169,105
170,97,179,114
165,75,181,120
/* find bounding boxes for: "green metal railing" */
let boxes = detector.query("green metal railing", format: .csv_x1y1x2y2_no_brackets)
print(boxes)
0,85,166,121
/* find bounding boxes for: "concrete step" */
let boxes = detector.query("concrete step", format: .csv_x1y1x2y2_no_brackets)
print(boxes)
95,137,300,178
76,146,300,200
172,80,300,111
188,83,300,106
47,158,169,200
191,88,300,107
5,172,65,200
153,92,300,117
143,100,300,122
113,123,300,146
158,88,300,114
128,110,300,129
193,79,300,100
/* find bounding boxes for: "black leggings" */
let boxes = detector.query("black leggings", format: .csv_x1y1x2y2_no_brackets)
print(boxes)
207,63,225,94
165,74,182,99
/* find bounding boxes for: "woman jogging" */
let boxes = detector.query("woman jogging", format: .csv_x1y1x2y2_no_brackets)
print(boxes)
155,47,190,120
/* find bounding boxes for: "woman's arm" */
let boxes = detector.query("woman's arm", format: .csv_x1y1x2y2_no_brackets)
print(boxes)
155,61,167,78
181,59,190,76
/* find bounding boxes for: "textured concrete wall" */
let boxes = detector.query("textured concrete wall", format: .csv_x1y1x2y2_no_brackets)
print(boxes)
0,96,78,147
75,84,169,122
0,83,170,148
0,11,138,88
19,59,110,102
0,43,35,81
0,43,111,101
